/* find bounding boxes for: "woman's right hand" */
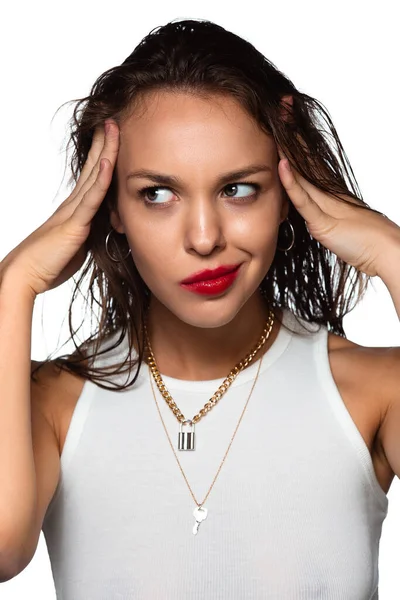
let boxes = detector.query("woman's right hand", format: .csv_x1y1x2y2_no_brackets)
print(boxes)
0,119,120,297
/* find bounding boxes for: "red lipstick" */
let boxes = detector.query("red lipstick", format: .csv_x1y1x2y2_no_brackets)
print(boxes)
180,264,242,296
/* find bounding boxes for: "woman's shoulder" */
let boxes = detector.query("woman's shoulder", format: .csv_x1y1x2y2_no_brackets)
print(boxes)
30,358,87,455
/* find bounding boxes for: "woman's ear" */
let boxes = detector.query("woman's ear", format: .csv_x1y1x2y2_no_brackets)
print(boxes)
280,195,290,222
109,209,125,234
279,95,294,123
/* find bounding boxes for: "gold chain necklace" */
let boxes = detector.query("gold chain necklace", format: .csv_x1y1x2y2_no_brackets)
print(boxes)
144,308,275,451
145,310,274,535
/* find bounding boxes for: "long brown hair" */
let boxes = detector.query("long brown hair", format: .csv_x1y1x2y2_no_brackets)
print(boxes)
32,18,384,390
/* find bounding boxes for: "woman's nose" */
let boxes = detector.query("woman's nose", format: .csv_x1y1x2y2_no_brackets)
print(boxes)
183,198,226,256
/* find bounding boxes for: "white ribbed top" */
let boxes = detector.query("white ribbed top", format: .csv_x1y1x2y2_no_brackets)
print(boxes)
42,308,388,599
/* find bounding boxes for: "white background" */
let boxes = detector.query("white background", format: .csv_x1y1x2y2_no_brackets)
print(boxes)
1,0,399,597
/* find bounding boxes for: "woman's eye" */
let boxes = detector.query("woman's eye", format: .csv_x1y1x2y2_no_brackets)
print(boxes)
138,186,174,204
223,183,259,200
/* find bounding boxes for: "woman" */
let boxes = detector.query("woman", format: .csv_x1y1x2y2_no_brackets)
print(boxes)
0,17,399,599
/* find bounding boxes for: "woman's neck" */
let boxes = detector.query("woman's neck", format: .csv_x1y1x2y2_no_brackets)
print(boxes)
143,294,282,381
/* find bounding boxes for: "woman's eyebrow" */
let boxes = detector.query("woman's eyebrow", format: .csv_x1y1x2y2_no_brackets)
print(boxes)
125,163,272,187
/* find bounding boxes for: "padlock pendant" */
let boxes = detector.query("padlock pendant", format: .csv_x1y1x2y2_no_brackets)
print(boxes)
178,419,195,451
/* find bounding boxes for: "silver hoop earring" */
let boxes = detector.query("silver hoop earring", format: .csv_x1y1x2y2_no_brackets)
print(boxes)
277,218,295,252
105,229,132,262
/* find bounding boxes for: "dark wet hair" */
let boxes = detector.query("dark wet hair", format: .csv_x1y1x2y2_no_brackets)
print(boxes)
32,18,385,390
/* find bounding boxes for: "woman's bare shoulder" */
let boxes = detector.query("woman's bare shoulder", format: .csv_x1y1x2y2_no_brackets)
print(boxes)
327,330,400,431
327,331,360,352
30,359,87,450
31,358,88,396
327,330,399,356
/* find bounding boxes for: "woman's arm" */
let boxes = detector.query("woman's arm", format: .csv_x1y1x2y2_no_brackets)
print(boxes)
0,269,38,579
378,236,400,320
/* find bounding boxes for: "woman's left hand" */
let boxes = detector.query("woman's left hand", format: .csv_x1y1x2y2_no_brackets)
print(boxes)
277,149,400,278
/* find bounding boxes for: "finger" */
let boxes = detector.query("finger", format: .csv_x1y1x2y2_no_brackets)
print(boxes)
277,144,362,216
70,157,114,227
57,124,106,212
83,120,120,191
70,124,106,200
63,120,120,215
62,120,118,210
282,159,360,216
279,158,328,227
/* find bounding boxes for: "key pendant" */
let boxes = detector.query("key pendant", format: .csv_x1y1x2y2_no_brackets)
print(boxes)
192,505,208,535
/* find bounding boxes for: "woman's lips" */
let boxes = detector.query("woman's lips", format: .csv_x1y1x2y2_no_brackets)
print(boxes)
180,263,242,284
180,264,241,295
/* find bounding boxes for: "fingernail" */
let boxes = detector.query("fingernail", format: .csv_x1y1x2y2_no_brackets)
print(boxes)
105,120,112,134
285,159,292,172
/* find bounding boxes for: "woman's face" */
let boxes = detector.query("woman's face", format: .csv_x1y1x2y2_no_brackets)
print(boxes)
111,91,289,329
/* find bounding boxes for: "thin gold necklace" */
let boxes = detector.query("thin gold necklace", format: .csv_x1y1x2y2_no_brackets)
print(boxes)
144,309,275,451
145,310,274,535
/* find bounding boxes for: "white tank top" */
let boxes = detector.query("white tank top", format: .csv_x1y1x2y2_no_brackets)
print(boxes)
42,308,389,599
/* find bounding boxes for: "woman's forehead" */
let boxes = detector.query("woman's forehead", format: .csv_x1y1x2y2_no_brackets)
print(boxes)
120,90,269,139
118,91,276,170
